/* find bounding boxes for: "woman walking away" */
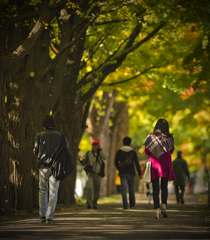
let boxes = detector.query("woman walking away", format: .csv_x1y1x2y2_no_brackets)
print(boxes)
144,119,176,219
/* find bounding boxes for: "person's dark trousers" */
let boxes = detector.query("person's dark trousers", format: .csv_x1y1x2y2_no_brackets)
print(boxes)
120,174,135,208
175,185,185,204
116,185,121,194
152,177,168,209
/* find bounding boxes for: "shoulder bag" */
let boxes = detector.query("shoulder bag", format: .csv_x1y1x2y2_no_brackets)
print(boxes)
143,158,151,183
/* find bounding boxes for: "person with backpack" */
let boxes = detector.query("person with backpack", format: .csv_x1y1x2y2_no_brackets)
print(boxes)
33,115,70,223
78,139,106,209
114,137,142,209
144,119,176,219
172,151,190,204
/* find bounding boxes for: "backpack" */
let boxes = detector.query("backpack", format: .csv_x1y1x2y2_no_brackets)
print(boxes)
118,153,133,170
51,133,73,181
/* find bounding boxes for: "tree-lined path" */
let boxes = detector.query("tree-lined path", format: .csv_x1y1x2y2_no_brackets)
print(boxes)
0,194,209,240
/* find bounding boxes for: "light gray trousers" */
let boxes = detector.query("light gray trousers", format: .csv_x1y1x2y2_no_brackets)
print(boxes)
86,173,101,207
39,168,60,220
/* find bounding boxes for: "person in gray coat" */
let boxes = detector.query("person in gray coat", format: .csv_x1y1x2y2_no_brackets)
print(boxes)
172,151,190,204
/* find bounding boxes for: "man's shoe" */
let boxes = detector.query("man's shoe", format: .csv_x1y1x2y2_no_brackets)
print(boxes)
46,219,53,223
40,217,46,222
87,204,91,209
123,206,128,209
93,206,97,209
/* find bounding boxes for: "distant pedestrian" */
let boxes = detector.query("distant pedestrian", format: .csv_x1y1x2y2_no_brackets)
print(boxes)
144,119,176,219
79,139,106,209
33,115,70,223
173,151,190,204
146,183,153,204
115,170,121,193
115,137,142,209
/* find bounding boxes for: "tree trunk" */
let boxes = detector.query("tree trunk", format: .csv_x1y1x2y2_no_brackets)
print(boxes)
54,12,89,205
107,102,129,196
0,69,12,215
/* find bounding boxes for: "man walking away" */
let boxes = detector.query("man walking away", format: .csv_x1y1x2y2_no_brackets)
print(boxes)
173,151,190,204
33,115,70,223
115,137,142,209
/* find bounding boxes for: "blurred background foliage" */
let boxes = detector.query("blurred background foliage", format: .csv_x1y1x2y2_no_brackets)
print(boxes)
77,0,210,173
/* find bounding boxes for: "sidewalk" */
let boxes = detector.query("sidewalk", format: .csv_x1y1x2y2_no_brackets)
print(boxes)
0,194,209,240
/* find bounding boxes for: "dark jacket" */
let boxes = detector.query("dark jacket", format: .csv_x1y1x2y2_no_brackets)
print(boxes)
33,128,69,168
172,157,190,186
114,146,142,177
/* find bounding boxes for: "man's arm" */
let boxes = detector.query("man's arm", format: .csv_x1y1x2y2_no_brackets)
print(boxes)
33,135,39,155
63,134,70,150
99,149,107,160
133,151,142,177
114,150,120,170
185,161,190,181
79,152,88,166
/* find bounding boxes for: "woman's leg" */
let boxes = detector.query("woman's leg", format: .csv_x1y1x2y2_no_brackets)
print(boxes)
161,177,168,206
161,177,168,218
152,177,161,219
152,177,160,209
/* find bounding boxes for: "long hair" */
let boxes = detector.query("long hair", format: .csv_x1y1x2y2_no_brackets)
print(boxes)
153,119,173,137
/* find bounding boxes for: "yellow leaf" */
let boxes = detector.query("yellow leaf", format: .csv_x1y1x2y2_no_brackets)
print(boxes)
30,72,35,77
86,66,92,72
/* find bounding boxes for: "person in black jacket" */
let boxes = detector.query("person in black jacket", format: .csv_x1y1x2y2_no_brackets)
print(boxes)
115,137,142,209
33,115,69,223
173,151,190,204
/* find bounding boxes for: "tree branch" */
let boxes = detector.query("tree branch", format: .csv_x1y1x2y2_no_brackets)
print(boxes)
0,1,66,70
101,0,139,14
39,15,98,82
10,0,68,23
76,23,142,93
106,66,156,86
81,100,91,132
127,23,164,53
94,9,146,26
77,23,164,105
80,26,112,69
77,32,129,88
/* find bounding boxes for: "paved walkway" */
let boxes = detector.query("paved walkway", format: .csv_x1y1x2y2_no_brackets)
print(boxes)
0,194,209,240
